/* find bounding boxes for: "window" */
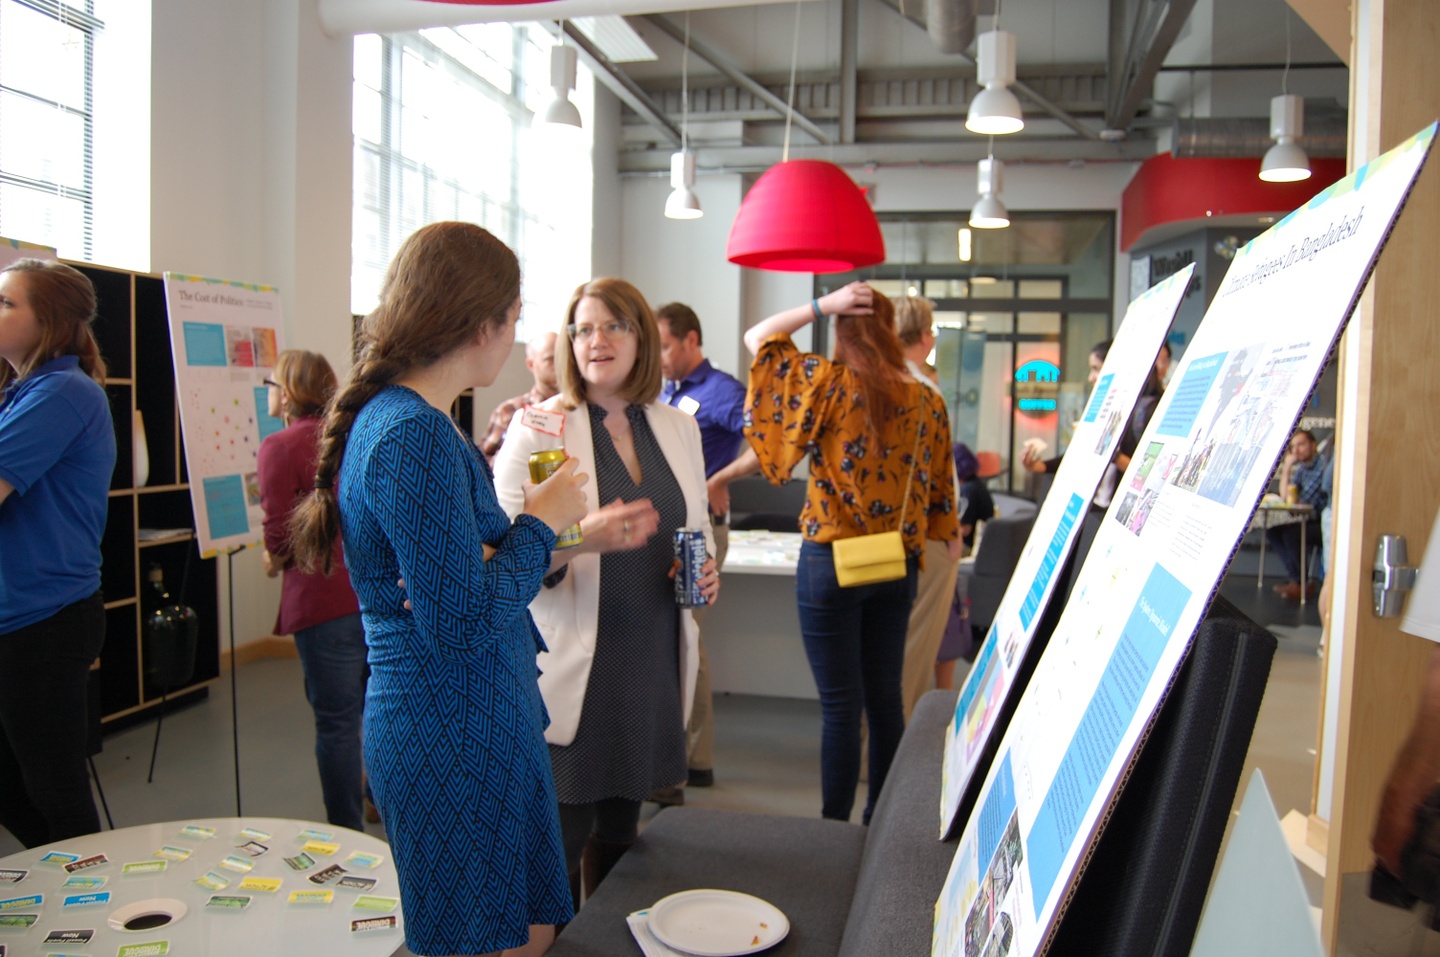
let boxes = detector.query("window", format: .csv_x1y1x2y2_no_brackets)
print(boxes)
353,25,593,336
0,0,101,260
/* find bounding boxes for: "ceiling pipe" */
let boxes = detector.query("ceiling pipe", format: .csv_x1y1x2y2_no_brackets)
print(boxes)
925,0,980,56
1171,113,1346,159
317,0,823,36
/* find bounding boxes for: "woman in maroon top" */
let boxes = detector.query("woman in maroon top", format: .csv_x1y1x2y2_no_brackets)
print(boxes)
257,350,367,830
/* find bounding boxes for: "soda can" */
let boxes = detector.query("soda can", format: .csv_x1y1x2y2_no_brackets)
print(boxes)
673,527,708,607
528,449,583,549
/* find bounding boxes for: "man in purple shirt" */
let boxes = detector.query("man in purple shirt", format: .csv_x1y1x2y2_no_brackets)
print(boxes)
653,302,749,804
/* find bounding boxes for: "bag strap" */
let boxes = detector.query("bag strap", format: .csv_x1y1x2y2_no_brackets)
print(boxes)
896,411,924,531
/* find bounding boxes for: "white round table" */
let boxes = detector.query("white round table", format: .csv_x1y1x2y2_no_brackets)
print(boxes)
0,817,402,956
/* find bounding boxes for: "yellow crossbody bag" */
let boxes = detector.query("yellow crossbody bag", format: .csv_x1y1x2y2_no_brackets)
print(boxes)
831,426,921,588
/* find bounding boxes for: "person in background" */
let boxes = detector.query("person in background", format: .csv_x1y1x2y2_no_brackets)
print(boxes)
1269,428,1328,601
1155,340,1174,387
494,278,719,907
652,301,748,803
1022,339,1111,476
0,259,115,847
257,349,367,831
289,222,588,957
743,281,960,824
935,443,996,689
893,295,962,722
480,330,559,462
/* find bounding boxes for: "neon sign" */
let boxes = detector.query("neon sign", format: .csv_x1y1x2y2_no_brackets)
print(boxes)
1014,359,1060,416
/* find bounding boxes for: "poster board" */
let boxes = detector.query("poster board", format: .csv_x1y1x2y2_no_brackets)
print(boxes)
938,264,1193,838
163,273,286,557
931,123,1437,957
0,237,57,268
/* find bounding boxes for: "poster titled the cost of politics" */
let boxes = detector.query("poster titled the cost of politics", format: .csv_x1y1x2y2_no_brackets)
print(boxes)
938,262,1193,839
933,122,1436,957
163,273,287,557
0,237,57,269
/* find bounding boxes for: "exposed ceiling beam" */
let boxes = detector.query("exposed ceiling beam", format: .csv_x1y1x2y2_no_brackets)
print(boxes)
638,14,832,145
840,0,859,144
1106,0,1199,132
871,0,1102,140
617,137,1155,174
562,21,682,147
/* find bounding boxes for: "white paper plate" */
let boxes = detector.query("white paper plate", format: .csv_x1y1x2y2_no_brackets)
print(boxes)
108,897,188,931
647,889,789,956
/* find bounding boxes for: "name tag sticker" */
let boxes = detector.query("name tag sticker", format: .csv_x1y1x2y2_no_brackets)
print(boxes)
677,395,700,416
520,406,564,437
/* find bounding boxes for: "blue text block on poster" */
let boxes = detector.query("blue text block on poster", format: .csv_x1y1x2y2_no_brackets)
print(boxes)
183,322,229,367
1081,373,1114,424
978,753,1018,871
1020,493,1085,629
1156,352,1226,437
1025,562,1192,916
203,475,250,540
254,387,285,441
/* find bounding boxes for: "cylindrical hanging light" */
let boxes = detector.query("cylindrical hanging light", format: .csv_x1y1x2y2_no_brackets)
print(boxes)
665,151,702,220
969,157,1010,229
966,30,1024,135
1259,94,1311,183
543,44,582,128
727,159,885,272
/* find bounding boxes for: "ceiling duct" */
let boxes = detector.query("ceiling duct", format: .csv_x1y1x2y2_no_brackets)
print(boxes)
1171,113,1347,159
925,0,980,55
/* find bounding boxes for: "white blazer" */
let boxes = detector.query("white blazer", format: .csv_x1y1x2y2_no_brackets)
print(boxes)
492,396,714,746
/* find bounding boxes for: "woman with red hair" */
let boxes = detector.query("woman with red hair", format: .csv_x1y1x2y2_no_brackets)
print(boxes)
742,281,960,824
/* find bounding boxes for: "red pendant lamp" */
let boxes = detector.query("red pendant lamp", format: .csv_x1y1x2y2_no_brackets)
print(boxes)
726,160,886,273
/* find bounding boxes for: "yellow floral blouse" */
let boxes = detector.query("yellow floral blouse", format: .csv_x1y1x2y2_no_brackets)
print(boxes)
743,334,960,562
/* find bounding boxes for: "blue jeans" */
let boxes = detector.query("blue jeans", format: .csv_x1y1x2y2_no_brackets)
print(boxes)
796,541,918,824
294,613,368,831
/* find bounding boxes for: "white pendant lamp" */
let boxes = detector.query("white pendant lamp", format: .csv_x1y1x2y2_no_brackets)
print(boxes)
543,42,582,128
969,155,1010,229
966,29,1024,135
1259,93,1311,183
665,13,703,220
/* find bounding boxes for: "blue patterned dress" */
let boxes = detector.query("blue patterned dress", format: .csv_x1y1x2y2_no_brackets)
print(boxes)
338,385,572,955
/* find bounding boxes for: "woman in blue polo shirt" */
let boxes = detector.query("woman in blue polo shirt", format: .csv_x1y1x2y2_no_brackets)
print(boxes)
0,258,115,848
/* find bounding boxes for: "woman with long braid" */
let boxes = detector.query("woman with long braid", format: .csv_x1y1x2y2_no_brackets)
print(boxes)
289,222,587,957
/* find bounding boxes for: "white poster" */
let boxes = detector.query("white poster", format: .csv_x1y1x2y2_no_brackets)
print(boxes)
933,123,1436,957
0,237,57,268
163,273,286,556
938,263,1193,838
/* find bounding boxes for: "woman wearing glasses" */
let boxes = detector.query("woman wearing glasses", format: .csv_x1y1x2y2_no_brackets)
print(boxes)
256,351,367,831
493,277,720,907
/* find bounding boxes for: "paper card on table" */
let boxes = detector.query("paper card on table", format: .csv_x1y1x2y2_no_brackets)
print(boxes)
336,875,376,891
205,895,252,911
236,827,271,842
38,852,79,865
282,853,314,871
61,876,106,890
116,943,170,957
236,841,268,857
288,889,333,905
63,854,108,874
308,865,346,885
351,915,397,933
153,846,191,862
0,872,23,885
301,840,339,857
122,861,167,876
344,851,383,869
0,895,40,911
217,856,254,873
194,872,230,891
0,914,38,928
352,895,398,913
62,892,110,908
238,877,281,894
296,828,333,843
177,825,215,841
41,929,93,944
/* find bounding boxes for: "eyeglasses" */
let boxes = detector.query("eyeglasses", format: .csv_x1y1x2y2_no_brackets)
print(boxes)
262,378,281,389
567,320,635,342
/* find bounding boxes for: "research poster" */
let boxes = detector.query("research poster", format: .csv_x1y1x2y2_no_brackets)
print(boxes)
0,237,56,268
933,123,1436,957
164,273,286,556
938,263,1193,839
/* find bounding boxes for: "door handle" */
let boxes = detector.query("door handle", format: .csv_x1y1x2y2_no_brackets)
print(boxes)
1374,534,1419,618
